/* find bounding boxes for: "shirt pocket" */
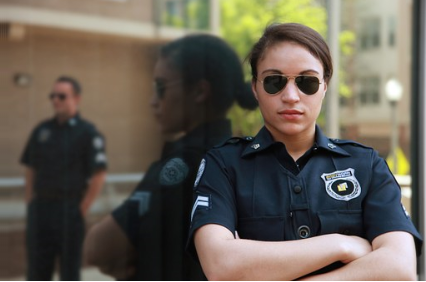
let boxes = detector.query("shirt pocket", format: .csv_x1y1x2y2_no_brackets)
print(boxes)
237,216,285,241
317,210,364,237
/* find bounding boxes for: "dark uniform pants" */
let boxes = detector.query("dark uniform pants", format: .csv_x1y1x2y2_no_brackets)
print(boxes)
26,200,84,281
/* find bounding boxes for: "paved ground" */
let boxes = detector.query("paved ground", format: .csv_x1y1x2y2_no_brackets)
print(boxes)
8,267,113,281
0,183,133,281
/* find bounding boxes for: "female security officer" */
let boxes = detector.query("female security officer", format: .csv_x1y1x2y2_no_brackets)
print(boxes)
84,34,257,280
188,23,422,280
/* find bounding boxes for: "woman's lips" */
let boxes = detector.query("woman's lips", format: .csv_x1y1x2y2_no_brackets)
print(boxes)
278,109,303,120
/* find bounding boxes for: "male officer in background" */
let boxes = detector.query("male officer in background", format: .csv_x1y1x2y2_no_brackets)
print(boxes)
21,76,107,280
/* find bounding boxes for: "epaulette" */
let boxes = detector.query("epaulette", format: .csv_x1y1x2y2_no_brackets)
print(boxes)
329,138,373,149
214,136,254,148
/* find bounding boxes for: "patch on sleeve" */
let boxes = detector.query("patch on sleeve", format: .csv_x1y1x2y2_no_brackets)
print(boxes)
194,158,206,188
191,194,211,221
93,136,104,149
95,152,107,163
402,203,410,218
159,158,189,186
129,191,151,216
321,168,361,201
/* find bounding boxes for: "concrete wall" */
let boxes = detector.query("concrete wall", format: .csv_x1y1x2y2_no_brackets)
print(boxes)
0,0,154,23
0,25,164,177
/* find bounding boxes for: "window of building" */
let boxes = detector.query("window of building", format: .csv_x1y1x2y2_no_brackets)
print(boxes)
388,16,396,47
159,0,210,30
359,18,381,50
358,76,381,105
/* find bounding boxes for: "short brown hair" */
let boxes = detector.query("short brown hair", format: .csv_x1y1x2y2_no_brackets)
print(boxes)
248,23,333,84
56,76,82,95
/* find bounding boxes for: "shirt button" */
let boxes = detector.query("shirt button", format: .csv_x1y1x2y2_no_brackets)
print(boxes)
293,185,302,194
297,225,311,239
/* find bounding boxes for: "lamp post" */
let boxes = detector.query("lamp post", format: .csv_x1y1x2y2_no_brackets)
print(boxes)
385,78,403,174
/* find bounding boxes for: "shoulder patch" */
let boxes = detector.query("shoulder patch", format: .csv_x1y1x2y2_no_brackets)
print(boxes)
159,158,189,186
95,152,107,163
191,193,211,221
93,136,104,149
194,158,206,188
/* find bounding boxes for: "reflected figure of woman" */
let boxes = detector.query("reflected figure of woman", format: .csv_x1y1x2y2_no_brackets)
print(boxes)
83,34,257,280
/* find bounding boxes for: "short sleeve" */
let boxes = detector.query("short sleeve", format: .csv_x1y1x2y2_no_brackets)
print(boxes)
87,129,107,174
363,151,423,254
20,127,38,168
186,149,238,259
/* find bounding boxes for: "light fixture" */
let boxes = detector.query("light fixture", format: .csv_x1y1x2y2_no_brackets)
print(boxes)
14,73,32,87
385,78,403,102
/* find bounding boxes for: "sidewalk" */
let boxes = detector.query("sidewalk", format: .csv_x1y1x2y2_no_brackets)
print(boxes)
0,186,132,280
9,267,113,281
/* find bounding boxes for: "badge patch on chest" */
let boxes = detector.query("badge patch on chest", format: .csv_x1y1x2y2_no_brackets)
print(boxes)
159,158,189,186
38,129,50,143
321,168,361,201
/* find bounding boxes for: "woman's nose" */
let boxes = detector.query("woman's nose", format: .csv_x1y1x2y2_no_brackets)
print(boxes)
150,94,159,108
280,81,300,103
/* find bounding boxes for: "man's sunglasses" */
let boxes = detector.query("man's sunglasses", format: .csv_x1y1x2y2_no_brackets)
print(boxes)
257,75,322,95
49,93,67,101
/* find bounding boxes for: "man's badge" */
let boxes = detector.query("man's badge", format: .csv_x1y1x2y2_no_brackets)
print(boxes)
321,168,361,201
38,129,50,143
159,158,189,186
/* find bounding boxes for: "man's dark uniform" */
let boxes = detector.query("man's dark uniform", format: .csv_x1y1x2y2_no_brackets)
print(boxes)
21,114,107,280
112,119,231,280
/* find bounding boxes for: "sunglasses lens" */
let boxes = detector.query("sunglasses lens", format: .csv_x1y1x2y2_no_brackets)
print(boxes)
295,76,320,95
49,93,67,101
263,75,288,94
153,83,165,99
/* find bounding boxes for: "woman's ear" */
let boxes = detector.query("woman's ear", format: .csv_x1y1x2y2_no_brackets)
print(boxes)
252,79,259,101
194,79,211,103
323,82,328,98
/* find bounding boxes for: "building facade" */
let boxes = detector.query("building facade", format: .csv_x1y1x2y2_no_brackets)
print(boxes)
339,0,412,162
0,0,219,177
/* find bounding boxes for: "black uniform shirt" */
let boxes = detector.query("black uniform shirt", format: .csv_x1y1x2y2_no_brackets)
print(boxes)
188,125,423,270
112,119,232,280
21,114,107,200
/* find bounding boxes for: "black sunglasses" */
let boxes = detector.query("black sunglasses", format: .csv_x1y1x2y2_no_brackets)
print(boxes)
258,74,322,95
153,80,183,99
49,93,67,101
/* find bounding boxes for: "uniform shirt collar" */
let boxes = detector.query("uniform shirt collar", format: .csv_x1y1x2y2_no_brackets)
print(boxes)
241,126,277,157
242,125,351,157
315,125,351,156
53,112,81,127
162,119,232,159
67,113,80,127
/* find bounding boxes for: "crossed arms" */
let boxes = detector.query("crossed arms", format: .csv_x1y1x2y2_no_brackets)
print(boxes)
194,224,417,281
